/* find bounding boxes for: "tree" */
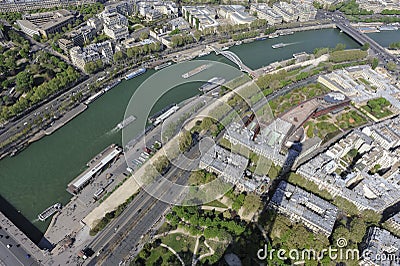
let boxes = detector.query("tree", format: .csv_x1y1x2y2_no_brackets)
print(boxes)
387,61,397,71
179,130,192,152
350,218,367,243
193,30,202,42
333,43,346,51
15,71,33,93
361,42,370,51
139,31,149,40
113,51,124,62
154,155,170,173
371,57,379,69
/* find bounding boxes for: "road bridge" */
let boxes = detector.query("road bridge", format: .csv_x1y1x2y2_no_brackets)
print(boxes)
335,21,400,69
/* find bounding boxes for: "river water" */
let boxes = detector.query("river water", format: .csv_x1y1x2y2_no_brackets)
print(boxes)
366,30,400,47
0,28,395,232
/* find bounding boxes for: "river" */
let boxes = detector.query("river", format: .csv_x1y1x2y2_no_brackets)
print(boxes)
366,29,400,47
0,28,367,232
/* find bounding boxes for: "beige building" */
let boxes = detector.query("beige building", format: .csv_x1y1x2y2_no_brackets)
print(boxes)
182,6,219,30
250,4,283,25
17,10,76,38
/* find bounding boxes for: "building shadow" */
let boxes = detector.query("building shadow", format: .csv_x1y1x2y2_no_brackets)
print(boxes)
0,194,53,250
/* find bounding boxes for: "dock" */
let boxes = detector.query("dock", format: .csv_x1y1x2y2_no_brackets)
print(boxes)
67,144,122,195
44,104,87,135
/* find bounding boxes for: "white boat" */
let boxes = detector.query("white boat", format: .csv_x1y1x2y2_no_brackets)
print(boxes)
379,25,398,31
38,203,62,222
85,91,104,105
272,43,290,49
182,64,210,79
198,51,210,57
124,68,146,80
116,115,136,130
155,62,172,70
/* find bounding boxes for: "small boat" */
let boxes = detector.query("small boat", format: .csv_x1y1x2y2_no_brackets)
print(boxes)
155,62,172,70
38,203,62,222
198,51,210,58
272,43,289,49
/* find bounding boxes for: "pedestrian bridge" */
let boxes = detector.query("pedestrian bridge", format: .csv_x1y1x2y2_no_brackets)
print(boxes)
208,45,254,75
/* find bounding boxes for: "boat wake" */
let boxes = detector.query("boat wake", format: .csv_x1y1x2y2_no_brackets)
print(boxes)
286,41,301,46
106,127,119,135
31,218,39,223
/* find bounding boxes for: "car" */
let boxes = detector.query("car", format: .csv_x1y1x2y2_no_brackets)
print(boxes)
7,244,12,248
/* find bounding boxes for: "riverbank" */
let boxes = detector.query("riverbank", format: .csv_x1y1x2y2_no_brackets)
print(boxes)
0,27,363,235
0,21,345,162
46,104,88,136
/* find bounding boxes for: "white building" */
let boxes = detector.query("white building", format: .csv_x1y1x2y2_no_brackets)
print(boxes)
250,4,283,25
273,2,297,23
218,5,256,25
99,9,129,40
182,6,219,30
318,65,400,109
70,41,113,71
104,24,129,40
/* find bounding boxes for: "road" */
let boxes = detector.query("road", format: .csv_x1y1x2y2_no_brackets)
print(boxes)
0,226,39,266
327,11,400,69
85,137,208,265
0,69,106,151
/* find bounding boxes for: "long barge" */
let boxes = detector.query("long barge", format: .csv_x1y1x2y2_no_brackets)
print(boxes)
104,79,121,92
199,77,226,92
116,115,136,130
148,103,176,124
84,91,104,105
155,62,172,70
182,64,210,79
124,68,146,80
152,105,180,126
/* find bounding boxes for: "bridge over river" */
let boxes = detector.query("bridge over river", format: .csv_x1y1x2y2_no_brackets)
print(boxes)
208,45,258,77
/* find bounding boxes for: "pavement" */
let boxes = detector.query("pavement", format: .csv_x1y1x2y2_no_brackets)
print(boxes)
0,214,41,266
44,154,129,246
85,139,206,265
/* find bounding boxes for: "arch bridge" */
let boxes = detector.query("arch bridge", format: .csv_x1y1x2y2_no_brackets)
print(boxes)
208,45,254,75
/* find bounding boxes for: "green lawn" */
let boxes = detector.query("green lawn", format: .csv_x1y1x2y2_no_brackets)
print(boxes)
361,97,393,120
316,121,340,140
161,233,196,261
203,200,228,209
269,83,330,116
145,246,173,266
336,110,368,129
362,105,393,119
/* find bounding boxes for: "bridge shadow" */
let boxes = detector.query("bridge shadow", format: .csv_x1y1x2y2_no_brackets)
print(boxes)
0,194,53,250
